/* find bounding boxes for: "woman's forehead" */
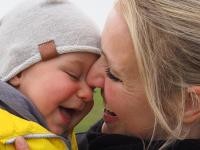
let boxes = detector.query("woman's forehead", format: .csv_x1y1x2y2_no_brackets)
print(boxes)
101,7,140,79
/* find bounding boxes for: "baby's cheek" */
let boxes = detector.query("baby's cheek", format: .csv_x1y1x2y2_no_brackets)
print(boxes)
48,81,78,100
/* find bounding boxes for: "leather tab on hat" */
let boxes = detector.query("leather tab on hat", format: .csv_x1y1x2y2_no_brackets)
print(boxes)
38,40,58,61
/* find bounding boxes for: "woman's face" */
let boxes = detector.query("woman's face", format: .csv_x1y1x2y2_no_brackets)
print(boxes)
87,8,155,138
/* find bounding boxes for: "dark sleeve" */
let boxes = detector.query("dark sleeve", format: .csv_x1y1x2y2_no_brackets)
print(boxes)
76,132,89,150
76,119,144,150
87,133,144,150
76,119,103,150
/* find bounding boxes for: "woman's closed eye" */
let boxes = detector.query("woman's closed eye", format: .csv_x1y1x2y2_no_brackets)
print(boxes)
105,67,122,82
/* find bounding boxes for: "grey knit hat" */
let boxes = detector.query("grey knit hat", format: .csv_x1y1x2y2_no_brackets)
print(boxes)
0,0,101,81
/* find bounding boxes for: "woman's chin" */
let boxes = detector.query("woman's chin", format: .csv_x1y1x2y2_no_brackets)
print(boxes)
101,122,110,134
101,122,120,134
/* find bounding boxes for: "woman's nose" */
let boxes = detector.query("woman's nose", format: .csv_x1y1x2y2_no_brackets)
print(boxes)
86,58,105,89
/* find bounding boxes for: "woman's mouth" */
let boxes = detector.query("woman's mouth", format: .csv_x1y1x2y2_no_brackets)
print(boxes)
103,108,119,123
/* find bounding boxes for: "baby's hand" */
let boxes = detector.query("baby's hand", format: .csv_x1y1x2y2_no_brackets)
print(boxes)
15,137,29,150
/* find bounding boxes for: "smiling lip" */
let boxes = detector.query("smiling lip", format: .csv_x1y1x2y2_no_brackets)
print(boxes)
59,107,72,125
103,108,118,124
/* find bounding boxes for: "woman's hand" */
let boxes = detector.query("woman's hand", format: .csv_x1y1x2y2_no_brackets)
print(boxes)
15,137,29,150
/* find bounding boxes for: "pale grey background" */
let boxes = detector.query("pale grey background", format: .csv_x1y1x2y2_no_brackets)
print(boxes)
0,0,114,30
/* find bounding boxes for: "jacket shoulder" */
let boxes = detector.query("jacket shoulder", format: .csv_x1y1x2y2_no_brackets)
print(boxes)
0,109,68,150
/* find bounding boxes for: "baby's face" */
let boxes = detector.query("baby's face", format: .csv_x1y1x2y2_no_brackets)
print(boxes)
15,52,98,134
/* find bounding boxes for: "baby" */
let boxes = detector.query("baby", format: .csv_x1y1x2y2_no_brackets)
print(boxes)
0,0,101,149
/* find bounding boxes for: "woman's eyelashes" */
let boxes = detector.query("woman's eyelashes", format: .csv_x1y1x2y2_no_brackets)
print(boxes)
105,67,122,82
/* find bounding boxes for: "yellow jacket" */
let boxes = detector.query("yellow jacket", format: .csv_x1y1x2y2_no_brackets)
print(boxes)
0,109,78,150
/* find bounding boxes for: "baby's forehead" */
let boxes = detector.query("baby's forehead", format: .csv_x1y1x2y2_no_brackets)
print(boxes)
40,52,98,74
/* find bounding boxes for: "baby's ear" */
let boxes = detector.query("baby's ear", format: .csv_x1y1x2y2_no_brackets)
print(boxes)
183,86,200,124
8,73,21,87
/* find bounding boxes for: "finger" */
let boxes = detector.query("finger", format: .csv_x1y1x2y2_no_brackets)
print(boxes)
15,137,29,150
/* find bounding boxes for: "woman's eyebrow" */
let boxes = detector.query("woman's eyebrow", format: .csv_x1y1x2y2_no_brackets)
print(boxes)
101,51,119,75
101,51,108,61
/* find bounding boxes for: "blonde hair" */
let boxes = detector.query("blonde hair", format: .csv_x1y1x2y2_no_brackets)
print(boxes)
118,0,200,148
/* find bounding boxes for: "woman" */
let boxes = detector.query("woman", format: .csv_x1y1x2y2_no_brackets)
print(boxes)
79,0,200,149
16,0,200,149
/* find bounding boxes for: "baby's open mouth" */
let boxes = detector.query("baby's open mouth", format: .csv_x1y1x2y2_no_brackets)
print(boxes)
59,106,77,124
59,106,76,116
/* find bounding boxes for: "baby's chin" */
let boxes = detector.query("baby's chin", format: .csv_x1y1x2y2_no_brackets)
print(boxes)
49,125,68,135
